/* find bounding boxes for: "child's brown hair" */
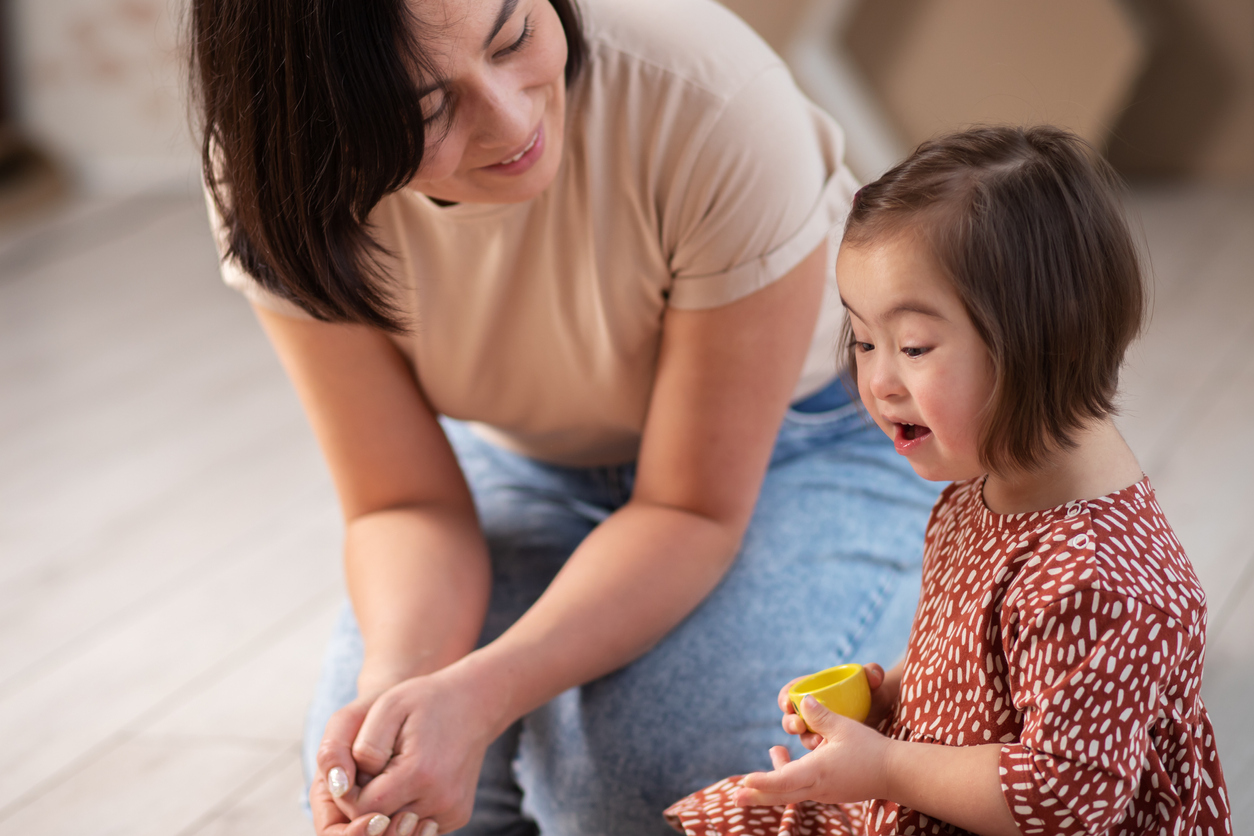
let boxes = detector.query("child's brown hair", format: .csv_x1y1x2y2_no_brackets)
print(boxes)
842,125,1145,474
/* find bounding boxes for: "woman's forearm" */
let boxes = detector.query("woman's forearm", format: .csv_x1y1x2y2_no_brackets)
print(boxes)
459,499,742,739
345,504,492,697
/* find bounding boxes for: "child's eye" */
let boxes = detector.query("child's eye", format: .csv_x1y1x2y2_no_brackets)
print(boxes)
851,340,874,353
496,17,533,57
902,346,929,358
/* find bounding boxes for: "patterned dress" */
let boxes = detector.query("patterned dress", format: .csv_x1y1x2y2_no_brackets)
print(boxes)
665,478,1230,835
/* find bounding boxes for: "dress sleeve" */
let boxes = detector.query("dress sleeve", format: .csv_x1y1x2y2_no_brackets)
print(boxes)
998,586,1190,835
663,65,858,310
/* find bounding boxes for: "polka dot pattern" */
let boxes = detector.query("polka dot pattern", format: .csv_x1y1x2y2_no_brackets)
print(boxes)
665,477,1230,836
664,777,866,836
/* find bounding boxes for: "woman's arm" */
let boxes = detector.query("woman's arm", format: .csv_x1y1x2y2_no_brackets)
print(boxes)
342,244,828,829
254,307,493,708
471,242,830,715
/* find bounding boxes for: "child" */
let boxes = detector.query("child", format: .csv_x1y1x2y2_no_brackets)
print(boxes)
664,126,1231,836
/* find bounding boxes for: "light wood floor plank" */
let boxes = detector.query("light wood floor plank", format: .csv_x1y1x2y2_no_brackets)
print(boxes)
0,735,293,836
0,499,341,814
186,753,310,836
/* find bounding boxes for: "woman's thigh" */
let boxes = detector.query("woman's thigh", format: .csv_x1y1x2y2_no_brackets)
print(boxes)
515,408,942,836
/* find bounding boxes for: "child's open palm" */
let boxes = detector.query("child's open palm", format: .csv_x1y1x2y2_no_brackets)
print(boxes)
734,696,893,807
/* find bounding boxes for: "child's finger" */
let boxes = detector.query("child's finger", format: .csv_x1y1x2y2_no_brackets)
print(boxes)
734,763,815,808
776,677,807,713
798,695,846,737
768,745,792,770
863,663,885,690
782,712,807,736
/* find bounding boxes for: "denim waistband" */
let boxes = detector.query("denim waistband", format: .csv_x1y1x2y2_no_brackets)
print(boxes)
790,376,855,413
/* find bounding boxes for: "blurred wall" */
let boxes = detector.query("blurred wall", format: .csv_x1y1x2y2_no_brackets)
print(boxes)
721,0,1254,184
11,0,196,194
6,0,1251,195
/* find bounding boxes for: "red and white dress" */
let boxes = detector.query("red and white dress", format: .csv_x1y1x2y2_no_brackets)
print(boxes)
665,478,1231,836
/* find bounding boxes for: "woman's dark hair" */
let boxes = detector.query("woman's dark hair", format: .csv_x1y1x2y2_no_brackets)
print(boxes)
190,0,586,332
842,125,1145,474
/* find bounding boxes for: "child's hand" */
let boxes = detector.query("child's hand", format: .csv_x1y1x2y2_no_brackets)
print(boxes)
863,662,901,729
737,695,892,807
776,663,898,750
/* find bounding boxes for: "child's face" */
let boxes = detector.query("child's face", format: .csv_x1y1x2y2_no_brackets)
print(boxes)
837,234,995,482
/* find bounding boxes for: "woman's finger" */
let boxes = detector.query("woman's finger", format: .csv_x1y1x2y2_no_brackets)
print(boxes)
352,691,409,777
318,700,371,805
311,774,391,836
384,806,438,836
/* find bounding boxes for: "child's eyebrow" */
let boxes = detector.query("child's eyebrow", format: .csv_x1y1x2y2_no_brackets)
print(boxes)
839,297,947,323
885,302,947,321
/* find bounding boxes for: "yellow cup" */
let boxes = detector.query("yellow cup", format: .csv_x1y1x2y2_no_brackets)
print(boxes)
787,663,871,728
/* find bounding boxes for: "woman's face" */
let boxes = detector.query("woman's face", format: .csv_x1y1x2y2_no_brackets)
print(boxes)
407,0,568,204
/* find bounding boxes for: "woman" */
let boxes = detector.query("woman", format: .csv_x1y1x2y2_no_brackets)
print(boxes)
190,0,940,834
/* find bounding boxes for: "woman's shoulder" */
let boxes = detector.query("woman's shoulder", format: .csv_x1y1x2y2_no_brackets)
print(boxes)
577,0,788,103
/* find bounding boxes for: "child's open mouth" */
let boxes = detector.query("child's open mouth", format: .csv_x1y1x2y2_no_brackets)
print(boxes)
894,422,933,453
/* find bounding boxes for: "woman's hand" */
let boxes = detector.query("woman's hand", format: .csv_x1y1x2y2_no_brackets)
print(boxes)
777,662,900,749
737,696,893,806
315,665,501,835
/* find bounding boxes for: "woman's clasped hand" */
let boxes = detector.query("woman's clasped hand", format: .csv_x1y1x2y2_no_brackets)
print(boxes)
311,668,497,836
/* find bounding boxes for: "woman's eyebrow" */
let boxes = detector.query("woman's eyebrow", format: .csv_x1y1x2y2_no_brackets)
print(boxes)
484,0,520,49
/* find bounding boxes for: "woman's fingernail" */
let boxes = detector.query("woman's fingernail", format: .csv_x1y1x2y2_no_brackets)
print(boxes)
367,814,391,836
397,812,419,836
327,766,349,798
418,821,439,836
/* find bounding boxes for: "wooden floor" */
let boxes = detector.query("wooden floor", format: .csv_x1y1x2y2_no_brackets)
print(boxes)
0,187,1250,834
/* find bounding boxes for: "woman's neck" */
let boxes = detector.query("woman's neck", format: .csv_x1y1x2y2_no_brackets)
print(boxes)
982,418,1144,515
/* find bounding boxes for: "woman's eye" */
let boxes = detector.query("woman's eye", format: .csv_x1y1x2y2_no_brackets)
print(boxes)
419,89,448,123
496,17,533,57
902,346,928,358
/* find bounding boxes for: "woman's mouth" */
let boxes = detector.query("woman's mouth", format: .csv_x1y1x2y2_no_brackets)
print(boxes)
487,127,543,172
893,422,933,454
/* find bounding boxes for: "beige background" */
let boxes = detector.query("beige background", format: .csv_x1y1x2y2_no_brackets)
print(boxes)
10,0,194,193
10,0,1253,189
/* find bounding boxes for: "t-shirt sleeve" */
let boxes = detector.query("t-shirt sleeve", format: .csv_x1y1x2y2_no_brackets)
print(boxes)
663,66,858,310
202,183,313,320
998,586,1190,835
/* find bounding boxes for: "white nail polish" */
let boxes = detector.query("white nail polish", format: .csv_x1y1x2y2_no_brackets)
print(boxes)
418,821,439,836
367,814,391,836
327,767,350,798
397,812,419,836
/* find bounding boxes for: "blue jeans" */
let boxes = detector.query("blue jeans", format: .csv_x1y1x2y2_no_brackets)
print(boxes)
303,380,941,835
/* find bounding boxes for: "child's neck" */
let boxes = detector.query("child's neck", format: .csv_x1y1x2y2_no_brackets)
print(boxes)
982,418,1144,515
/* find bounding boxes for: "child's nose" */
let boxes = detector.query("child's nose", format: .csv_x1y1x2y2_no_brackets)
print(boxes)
867,361,904,400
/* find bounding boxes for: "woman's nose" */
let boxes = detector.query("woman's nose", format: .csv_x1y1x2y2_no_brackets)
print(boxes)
472,76,533,149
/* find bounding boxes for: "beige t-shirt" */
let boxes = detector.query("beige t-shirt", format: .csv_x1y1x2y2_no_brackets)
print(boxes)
217,0,858,466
